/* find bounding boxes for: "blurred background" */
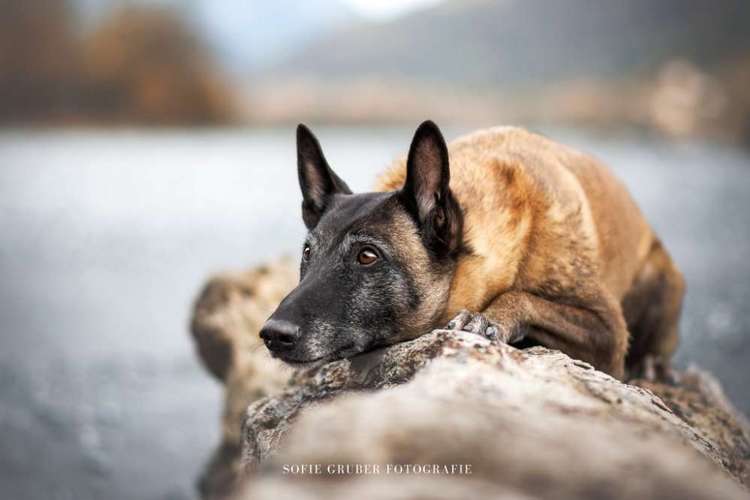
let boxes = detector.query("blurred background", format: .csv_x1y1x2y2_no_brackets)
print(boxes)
0,1,749,499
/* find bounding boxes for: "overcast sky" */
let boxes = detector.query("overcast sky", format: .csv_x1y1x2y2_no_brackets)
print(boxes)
342,0,443,19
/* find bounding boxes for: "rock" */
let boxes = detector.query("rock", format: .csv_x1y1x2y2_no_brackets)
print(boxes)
191,259,750,500
190,257,298,499
191,257,298,382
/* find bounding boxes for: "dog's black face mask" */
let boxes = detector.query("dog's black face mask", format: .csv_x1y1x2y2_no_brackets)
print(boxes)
260,121,463,365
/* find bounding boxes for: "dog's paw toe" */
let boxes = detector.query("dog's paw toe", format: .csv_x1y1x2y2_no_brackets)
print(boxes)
446,311,499,342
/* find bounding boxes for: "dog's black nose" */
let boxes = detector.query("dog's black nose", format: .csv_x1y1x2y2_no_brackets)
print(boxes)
259,319,300,352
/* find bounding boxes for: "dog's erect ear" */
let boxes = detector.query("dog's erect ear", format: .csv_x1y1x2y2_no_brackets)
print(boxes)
297,124,352,229
400,120,463,257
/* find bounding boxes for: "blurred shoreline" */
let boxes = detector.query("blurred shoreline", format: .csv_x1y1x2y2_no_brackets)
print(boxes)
240,56,750,146
2,1,749,147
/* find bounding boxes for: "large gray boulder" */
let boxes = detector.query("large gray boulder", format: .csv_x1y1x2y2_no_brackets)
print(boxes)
191,259,750,500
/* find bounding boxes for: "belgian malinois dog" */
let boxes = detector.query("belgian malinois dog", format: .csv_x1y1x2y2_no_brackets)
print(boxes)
260,121,685,380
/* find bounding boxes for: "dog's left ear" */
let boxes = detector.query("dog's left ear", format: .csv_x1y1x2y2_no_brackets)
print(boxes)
400,120,463,257
297,124,352,229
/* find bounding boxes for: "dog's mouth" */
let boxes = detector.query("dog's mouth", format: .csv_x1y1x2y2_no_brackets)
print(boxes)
271,342,360,367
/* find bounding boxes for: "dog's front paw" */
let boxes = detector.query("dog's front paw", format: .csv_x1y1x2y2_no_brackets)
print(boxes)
446,310,525,344
446,310,498,343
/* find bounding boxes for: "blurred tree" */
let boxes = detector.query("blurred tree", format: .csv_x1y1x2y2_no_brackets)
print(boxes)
0,1,234,125
82,5,234,125
0,0,82,122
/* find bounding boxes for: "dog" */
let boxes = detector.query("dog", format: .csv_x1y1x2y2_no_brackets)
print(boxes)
259,121,685,380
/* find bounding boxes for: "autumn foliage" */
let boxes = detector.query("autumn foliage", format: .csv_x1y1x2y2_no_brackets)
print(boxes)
0,0,234,125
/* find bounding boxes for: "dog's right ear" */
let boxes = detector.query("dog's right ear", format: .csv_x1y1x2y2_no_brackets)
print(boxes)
400,120,463,258
297,124,351,229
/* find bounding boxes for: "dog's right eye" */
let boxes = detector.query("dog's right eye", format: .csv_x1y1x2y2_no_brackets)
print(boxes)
302,244,311,261
356,247,379,266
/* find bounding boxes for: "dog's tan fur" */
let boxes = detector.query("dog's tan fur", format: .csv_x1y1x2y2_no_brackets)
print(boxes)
376,127,684,379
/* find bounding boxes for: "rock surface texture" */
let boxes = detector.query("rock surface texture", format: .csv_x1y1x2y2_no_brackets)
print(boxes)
191,259,750,500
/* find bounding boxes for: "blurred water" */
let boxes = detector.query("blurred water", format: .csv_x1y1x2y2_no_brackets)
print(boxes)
0,126,748,500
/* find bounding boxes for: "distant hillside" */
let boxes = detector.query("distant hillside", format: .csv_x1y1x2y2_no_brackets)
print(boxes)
267,0,750,85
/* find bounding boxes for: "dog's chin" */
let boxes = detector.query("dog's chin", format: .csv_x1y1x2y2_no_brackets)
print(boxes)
272,343,362,368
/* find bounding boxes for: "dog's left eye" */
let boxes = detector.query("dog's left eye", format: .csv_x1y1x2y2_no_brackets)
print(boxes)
302,244,311,261
356,247,378,266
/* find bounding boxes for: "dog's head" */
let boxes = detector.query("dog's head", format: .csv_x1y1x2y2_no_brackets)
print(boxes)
260,121,464,365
